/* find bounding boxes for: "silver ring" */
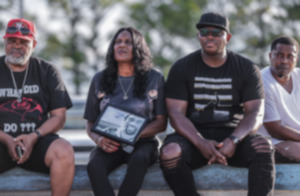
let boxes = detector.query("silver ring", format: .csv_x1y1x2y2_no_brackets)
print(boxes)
103,146,106,150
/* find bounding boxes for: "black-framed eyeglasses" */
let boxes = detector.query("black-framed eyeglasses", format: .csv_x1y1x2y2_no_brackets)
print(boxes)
199,28,224,37
6,26,31,36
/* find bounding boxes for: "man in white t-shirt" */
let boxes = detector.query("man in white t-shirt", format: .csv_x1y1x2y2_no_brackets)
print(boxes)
259,36,300,163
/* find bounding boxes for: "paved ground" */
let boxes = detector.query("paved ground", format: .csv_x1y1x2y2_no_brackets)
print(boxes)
2,190,300,196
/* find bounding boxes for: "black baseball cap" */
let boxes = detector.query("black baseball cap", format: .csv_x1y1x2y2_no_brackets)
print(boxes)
196,12,230,32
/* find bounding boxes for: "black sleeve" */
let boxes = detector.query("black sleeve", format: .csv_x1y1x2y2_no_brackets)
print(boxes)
165,60,189,101
153,72,166,116
83,72,102,122
242,63,264,102
46,64,72,111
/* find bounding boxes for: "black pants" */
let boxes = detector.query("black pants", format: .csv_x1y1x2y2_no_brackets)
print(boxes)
87,139,158,196
160,131,275,196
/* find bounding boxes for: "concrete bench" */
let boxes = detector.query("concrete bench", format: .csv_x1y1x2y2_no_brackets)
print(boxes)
1,163,300,192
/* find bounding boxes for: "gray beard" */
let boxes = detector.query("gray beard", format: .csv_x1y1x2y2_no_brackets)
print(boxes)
5,54,29,66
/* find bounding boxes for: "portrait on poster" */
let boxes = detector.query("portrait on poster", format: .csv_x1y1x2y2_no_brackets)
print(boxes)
91,105,148,145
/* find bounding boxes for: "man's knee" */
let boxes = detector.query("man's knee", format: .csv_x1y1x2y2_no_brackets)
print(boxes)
45,139,74,167
160,142,182,169
251,136,273,153
160,142,182,159
275,141,300,162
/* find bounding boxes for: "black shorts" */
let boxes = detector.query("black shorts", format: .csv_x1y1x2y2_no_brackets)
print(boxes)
0,133,59,174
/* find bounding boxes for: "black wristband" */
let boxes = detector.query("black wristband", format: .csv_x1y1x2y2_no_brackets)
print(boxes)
33,130,42,139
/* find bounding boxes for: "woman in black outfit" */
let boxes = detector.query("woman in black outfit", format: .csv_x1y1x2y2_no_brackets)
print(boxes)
84,27,167,196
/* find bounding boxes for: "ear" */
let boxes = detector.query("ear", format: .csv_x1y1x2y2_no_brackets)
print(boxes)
268,52,272,60
226,33,231,41
33,40,37,48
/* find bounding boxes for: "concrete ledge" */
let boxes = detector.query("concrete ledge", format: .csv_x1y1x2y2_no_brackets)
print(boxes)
1,164,300,191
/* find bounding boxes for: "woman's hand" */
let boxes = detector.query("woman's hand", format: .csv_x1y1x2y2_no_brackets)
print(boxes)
96,136,120,153
87,120,120,153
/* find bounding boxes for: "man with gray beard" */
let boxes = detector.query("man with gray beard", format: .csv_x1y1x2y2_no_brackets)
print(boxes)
0,18,74,196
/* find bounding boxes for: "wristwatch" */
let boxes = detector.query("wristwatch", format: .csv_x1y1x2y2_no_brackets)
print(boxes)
33,130,42,139
229,135,240,145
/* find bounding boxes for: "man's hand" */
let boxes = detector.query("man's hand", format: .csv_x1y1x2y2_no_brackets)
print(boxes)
219,138,237,158
14,133,38,164
3,135,20,161
197,138,227,165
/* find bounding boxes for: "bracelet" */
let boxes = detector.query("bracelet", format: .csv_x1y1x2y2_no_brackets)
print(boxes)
33,130,42,139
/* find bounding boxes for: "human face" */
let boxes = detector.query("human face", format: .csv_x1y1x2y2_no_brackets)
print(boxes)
197,27,231,56
269,43,298,79
5,37,34,66
114,30,133,64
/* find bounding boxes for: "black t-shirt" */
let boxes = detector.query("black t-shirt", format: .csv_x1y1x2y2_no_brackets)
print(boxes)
84,69,166,123
166,49,264,129
0,56,72,137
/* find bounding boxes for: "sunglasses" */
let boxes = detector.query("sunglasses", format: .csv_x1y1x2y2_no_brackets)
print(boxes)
199,28,224,37
6,26,31,36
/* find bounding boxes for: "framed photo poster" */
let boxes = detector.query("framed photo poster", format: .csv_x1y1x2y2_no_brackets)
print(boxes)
91,105,148,145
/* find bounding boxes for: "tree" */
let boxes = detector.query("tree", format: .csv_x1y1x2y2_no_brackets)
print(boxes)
2,0,300,95
36,0,124,95
0,0,19,50
124,0,300,70
122,0,206,76
227,0,300,67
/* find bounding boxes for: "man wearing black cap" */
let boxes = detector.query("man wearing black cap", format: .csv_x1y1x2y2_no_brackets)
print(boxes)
160,12,275,196
0,19,74,196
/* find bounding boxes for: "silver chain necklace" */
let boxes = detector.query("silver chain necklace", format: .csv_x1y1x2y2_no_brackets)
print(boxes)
9,66,29,103
118,76,134,100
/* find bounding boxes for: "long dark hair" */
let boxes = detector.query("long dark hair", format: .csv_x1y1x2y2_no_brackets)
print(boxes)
100,27,153,99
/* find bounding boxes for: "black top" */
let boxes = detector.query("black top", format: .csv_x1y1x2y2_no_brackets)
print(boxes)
166,49,264,129
0,56,72,137
84,68,166,123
